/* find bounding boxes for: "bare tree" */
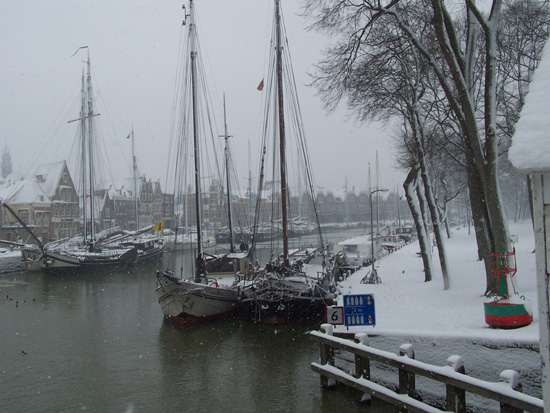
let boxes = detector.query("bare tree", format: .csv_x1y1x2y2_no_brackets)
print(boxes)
303,0,539,295
307,4,454,287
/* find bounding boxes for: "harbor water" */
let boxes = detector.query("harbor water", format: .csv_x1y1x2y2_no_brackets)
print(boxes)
0,253,391,412
0,231,542,412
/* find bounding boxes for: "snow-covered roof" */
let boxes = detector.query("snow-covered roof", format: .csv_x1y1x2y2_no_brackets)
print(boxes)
101,177,140,198
33,160,66,198
0,160,67,204
338,234,372,246
509,43,550,174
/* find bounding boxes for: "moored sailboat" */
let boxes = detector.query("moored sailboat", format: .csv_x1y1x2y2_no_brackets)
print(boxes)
155,0,240,324
119,129,165,263
238,0,336,324
3,201,139,273
3,51,140,273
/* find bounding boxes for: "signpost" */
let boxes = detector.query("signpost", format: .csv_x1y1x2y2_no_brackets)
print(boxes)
326,294,376,326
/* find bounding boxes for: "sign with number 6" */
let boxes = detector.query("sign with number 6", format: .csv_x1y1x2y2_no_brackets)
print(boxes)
325,306,344,325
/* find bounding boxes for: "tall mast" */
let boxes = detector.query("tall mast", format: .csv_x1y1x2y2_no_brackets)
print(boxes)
397,184,402,229
70,46,98,247
275,0,289,267
79,67,88,243
220,94,235,253
345,175,349,222
86,54,96,245
188,0,204,280
248,139,253,214
132,128,139,230
376,150,379,235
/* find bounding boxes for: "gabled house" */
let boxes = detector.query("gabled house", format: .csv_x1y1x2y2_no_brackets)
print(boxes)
0,160,79,243
99,178,138,231
139,177,163,228
96,176,164,231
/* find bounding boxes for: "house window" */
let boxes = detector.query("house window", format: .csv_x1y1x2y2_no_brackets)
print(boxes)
19,210,29,223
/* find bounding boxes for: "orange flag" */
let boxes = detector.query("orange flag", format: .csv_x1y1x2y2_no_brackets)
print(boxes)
257,78,264,91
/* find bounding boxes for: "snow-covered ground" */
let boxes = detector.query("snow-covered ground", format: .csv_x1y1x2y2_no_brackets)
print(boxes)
335,221,539,345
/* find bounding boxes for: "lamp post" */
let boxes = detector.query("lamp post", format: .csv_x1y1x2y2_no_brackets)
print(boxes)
370,188,388,269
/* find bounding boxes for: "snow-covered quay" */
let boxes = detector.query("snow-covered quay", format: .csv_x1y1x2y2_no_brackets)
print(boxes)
334,221,538,345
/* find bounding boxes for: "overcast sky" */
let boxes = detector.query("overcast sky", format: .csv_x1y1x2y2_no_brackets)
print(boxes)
0,0,405,196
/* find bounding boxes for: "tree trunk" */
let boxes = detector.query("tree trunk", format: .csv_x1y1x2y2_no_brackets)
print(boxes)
404,167,433,282
413,110,451,289
444,203,451,239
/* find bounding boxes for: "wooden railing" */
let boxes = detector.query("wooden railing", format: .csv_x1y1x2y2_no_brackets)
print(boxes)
311,324,543,413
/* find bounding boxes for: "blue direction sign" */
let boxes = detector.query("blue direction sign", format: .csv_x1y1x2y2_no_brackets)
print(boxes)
343,294,376,326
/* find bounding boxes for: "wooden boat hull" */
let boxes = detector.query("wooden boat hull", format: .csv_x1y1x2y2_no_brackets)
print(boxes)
156,272,239,319
22,246,139,273
239,276,334,324
22,247,80,271
121,237,165,263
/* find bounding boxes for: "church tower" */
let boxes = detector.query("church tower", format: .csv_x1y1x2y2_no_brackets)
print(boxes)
1,145,13,179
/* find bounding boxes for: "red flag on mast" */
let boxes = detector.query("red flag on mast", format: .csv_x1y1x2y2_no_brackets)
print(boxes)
257,79,264,91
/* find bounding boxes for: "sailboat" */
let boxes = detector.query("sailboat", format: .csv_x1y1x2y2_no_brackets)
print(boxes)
114,129,165,263
202,94,249,278
18,49,139,273
155,0,240,323
238,0,336,324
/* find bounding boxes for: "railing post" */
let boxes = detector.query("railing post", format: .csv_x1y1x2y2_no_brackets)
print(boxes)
445,355,466,413
354,333,370,379
499,370,522,413
354,332,371,403
398,343,416,397
319,324,335,389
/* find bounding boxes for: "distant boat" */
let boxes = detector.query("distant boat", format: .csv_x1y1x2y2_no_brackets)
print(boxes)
379,234,406,253
237,0,335,324
155,0,240,324
123,129,165,263
163,227,216,250
0,240,26,273
334,234,382,268
18,225,139,273
100,222,165,263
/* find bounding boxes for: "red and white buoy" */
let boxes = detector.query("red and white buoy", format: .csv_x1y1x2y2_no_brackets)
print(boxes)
484,248,533,328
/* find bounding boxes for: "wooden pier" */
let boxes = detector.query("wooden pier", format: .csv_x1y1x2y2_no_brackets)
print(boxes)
311,324,543,412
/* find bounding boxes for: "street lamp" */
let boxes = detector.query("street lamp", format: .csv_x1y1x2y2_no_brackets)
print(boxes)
370,188,388,270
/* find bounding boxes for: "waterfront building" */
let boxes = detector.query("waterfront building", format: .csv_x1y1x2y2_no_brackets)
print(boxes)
0,160,79,242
